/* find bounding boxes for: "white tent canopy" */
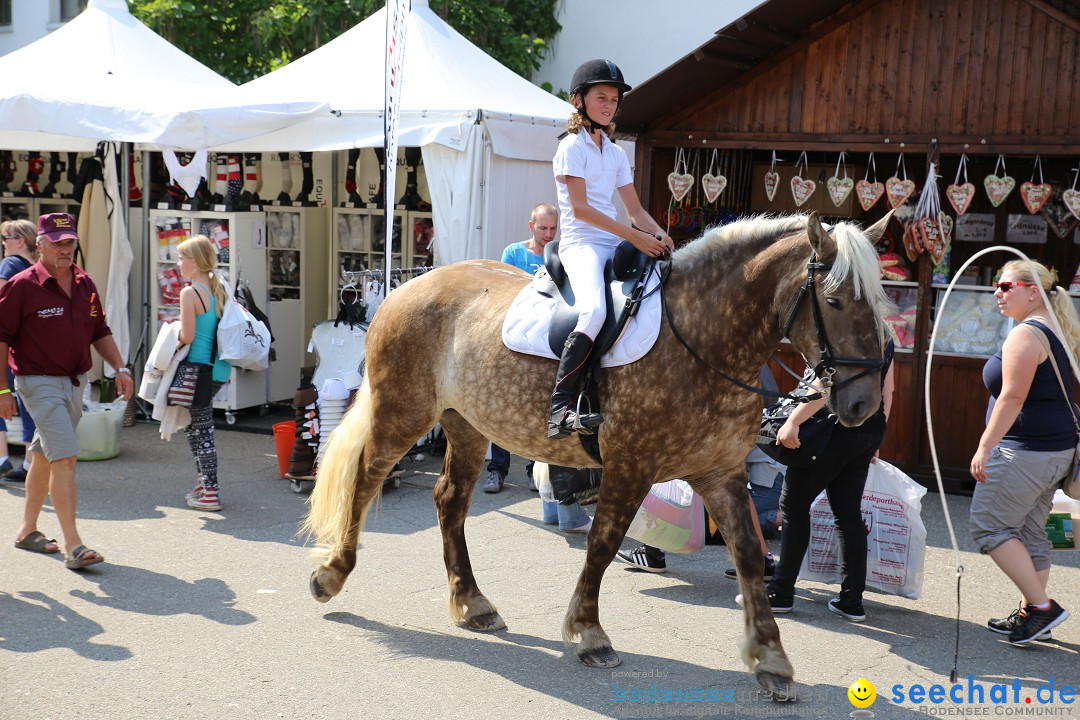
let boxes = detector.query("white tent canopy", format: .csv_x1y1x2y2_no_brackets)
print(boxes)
0,0,327,151
221,0,575,264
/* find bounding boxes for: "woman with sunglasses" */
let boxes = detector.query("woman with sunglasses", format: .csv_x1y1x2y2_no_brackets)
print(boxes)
547,60,674,438
970,260,1080,645
0,220,39,483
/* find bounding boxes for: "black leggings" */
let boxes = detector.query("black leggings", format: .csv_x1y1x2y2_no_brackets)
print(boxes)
768,428,884,604
184,382,224,490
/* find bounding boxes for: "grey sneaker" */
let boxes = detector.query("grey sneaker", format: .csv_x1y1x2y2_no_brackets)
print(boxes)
1008,601,1068,646
481,470,504,494
988,607,1053,641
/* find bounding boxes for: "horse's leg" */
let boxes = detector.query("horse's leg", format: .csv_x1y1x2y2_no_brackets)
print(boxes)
694,471,795,696
563,465,653,668
434,410,505,632
307,381,433,602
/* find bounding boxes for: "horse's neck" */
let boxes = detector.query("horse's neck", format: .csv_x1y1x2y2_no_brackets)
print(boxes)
667,239,805,370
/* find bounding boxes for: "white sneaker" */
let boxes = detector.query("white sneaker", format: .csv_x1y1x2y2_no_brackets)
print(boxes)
562,516,592,534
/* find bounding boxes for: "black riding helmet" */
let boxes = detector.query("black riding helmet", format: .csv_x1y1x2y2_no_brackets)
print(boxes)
570,59,631,130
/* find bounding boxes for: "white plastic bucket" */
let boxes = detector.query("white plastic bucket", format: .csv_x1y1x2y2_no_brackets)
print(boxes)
76,407,125,461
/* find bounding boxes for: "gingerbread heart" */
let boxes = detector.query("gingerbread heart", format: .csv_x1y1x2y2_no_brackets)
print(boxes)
1043,196,1080,238
1019,182,1052,214
946,182,976,215
826,176,854,207
855,179,885,211
984,174,1016,207
938,212,954,244
902,223,920,263
885,177,916,209
701,173,727,203
790,176,816,207
667,172,693,202
1063,188,1080,221
764,171,780,202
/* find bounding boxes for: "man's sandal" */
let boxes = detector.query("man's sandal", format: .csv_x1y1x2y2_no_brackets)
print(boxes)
14,531,59,554
65,545,104,570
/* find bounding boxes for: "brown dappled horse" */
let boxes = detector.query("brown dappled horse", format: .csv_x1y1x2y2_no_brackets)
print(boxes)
303,212,891,696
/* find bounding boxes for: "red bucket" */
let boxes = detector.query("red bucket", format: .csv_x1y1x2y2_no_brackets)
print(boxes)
273,421,296,478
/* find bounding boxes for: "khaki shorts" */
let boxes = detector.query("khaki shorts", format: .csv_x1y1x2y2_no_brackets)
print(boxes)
13,375,85,462
969,445,1071,572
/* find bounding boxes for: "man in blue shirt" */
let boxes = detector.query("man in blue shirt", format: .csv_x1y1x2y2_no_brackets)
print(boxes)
482,204,556,494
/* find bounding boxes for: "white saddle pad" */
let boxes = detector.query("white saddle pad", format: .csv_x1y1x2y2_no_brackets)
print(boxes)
501,268,662,367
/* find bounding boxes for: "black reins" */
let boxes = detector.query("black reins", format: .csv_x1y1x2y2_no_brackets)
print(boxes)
659,250,883,404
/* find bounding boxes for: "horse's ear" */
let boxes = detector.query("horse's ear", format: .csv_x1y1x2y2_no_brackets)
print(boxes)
806,212,836,260
862,210,894,246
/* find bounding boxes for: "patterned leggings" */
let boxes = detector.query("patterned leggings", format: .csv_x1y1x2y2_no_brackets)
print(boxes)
184,382,224,490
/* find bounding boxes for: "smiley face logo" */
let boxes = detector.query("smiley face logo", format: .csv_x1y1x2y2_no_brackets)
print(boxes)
848,678,876,708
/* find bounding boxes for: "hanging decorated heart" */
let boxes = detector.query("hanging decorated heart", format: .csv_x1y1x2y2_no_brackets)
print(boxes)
939,212,954,244
855,180,885,211
886,177,916,209
1041,193,1080,239
668,172,693,202
790,151,815,207
701,173,727,203
984,175,1016,207
1065,189,1080,221
946,155,974,215
929,212,953,265
946,183,976,215
856,153,883,211
827,176,854,207
1019,182,1052,214
902,223,920,262
984,155,1015,207
764,151,780,202
791,177,816,207
826,152,853,207
886,154,915,209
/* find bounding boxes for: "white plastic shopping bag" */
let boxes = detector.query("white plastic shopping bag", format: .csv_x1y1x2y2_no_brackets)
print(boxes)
216,296,271,371
625,479,706,554
799,459,927,599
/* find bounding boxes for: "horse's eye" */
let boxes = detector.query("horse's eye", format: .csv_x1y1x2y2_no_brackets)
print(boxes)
825,297,841,308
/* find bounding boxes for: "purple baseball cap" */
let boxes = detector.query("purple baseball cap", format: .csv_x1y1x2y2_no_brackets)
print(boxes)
37,212,79,243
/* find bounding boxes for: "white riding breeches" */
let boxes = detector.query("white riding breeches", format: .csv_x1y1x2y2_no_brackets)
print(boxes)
560,242,614,340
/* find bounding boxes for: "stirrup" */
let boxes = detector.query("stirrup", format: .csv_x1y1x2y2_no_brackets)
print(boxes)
571,393,603,434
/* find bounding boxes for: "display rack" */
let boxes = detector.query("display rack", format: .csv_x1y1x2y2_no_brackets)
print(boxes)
148,208,283,416
265,205,328,384
0,195,33,222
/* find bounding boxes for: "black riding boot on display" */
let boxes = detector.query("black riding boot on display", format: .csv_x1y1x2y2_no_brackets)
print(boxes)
548,331,604,438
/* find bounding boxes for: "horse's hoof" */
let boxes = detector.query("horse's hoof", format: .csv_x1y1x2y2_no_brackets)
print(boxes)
578,645,622,668
755,671,796,701
310,571,333,604
463,611,506,632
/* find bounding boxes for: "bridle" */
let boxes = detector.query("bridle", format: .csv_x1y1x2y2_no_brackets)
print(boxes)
661,251,883,404
780,251,884,396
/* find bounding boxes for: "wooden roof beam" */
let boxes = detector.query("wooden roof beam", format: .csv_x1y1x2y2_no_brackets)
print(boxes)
1022,0,1080,34
691,48,756,70
734,18,800,45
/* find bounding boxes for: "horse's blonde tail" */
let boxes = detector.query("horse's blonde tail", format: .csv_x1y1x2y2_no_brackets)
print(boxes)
302,378,373,556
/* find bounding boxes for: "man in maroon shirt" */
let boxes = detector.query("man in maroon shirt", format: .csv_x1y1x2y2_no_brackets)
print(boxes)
0,213,133,570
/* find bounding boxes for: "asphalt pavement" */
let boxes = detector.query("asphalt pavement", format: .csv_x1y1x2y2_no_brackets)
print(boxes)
2,421,1078,720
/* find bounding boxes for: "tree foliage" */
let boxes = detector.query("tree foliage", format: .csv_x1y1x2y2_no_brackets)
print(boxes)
128,0,560,85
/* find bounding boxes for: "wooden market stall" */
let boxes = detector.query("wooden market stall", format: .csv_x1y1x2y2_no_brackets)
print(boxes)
617,0,1080,491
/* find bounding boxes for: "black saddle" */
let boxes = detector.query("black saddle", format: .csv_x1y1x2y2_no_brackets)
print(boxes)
533,239,652,465
536,238,651,358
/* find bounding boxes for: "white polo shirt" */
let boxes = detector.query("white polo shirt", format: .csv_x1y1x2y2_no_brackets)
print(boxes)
552,130,633,249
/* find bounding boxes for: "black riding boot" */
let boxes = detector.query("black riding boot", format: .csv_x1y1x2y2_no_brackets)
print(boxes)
548,332,604,438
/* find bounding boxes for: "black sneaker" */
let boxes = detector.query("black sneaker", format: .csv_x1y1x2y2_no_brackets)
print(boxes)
828,597,866,622
616,545,667,574
724,554,776,580
735,591,794,613
0,458,12,477
988,607,1053,641
1008,601,1069,646
2,465,27,482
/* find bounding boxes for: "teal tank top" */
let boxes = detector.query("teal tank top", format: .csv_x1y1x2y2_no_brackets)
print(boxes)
188,282,232,383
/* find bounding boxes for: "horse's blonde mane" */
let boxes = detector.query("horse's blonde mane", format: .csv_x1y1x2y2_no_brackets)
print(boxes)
675,214,893,339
